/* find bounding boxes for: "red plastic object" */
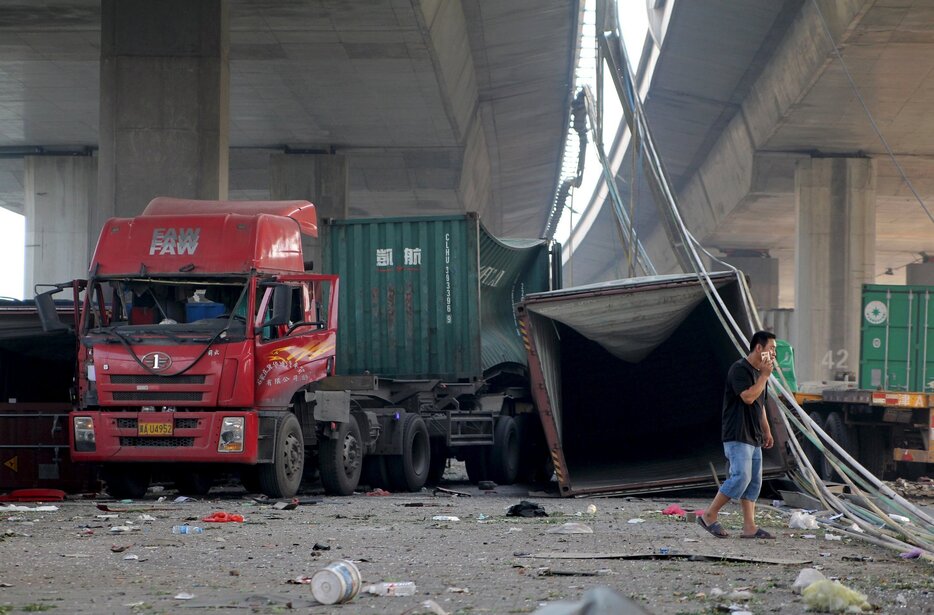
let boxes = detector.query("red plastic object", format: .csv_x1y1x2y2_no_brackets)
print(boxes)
661,504,687,516
0,488,67,502
201,511,244,523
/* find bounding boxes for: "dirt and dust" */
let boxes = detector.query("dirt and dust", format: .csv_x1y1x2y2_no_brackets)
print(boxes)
1,467,932,614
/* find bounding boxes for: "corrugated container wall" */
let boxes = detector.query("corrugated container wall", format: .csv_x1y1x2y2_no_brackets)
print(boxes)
321,215,551,382
860,284,934,392
322,215,482,381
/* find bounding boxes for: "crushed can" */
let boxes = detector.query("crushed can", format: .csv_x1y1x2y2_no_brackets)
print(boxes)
310,559,362,605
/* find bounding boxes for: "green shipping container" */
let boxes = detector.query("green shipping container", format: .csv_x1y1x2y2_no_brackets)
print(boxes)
321,214,552,381
774,339,798,393
859,284,934,392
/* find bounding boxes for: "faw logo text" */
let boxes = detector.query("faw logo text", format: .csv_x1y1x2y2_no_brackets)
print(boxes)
149,227,200,256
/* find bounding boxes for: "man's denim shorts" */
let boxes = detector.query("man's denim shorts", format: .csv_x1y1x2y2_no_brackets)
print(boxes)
719,440,762,501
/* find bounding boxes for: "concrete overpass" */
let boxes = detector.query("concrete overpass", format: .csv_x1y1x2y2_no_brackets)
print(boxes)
0,0,579,294
569,0,934,382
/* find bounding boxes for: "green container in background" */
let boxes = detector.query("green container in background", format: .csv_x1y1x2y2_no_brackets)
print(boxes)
859,284,934,392
321,214,553,381
774,339,798,392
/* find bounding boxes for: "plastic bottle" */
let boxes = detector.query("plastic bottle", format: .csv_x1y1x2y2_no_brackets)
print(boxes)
172,525,204,534
361,582,417,596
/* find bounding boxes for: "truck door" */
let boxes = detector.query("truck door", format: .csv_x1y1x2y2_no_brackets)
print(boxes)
254,276,338,407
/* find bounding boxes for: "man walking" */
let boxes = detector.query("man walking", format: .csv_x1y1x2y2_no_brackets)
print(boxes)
698,330,777,539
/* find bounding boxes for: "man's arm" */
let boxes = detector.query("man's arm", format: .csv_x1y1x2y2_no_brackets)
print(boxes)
739,363,772,405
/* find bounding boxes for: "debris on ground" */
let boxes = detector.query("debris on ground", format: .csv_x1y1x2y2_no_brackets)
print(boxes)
661,504,687,516
802,579,872,612
201,511,244,522
532,586,652,614
789,511,819,530
793,568,827,593
547,522,593,534
506,500,547,517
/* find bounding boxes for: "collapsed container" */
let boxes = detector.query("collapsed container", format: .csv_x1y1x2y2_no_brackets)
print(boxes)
517,272,790,496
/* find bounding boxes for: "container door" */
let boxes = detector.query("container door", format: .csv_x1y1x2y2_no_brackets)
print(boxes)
859,285,914,391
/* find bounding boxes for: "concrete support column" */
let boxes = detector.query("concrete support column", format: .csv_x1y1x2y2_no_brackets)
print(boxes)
23,156,97,295
722,253,780,310
269,154,349,271
97,0,228,233
794,157,876,383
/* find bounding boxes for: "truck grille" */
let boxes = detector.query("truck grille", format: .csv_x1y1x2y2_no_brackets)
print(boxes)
110,375,206,385
115,417,201,429
119,437,195,447
112,392,203,402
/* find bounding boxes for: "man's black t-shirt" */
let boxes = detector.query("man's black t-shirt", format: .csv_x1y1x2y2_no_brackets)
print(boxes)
721,358,764,446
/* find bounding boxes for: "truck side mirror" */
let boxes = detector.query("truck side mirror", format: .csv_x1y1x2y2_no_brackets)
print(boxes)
35,286,70,332
261,284,291,328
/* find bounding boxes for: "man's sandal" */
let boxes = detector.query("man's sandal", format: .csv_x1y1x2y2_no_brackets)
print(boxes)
697,515,729,538
740,528,775,539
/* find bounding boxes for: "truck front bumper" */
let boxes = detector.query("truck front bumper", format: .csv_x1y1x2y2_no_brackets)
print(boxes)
69,411,260,463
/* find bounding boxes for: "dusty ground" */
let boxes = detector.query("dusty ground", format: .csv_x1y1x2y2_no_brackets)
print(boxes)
1,466,932,615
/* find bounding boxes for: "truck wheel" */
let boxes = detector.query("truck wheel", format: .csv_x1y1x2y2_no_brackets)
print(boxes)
103,465,151,500
465,447,491,483
362,455,390,490
387,414,430,492
821,412,851,482
174,468,214,496
320,416,364,496
258,413,304,498
427,439,448,484
491,415,520,485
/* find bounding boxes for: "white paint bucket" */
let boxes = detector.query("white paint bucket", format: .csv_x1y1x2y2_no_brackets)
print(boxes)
310,559,362,605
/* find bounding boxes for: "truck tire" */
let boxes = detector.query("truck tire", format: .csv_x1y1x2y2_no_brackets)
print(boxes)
427,439,448,485
491,415,520,485
387,414,430,492
821,411,852,482
320,416,364,496
258,413,304,498
103,465,151,500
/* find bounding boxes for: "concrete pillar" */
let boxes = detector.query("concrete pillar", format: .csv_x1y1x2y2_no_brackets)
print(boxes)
794,157,876,383
269,154,349,271
722,253,780,310
97,0,229,234
24,156,97,295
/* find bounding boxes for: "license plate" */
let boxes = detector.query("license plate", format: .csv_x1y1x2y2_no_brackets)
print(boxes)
138,421,173,436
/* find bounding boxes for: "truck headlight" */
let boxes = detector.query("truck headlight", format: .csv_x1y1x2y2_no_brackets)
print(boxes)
73,416,96,452
218,417,244,452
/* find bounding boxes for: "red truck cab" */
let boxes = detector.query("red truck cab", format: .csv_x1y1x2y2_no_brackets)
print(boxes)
39,198,339,498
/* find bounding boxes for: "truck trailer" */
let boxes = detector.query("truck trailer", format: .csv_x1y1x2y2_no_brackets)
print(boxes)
36,200,557,498
794,284,934,480
517,272,791,497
